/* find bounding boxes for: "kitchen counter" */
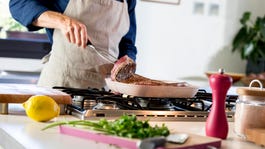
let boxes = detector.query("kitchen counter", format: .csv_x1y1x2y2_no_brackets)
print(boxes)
0,114,264,149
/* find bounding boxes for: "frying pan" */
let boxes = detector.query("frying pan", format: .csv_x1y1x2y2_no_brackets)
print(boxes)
105,78,199,98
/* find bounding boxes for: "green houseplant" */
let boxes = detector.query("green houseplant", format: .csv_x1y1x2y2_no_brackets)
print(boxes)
1,17,47,40
2,17,28,32
232,12,265,74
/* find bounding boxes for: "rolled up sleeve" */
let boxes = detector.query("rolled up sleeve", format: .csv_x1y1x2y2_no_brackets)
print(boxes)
9,0,49,31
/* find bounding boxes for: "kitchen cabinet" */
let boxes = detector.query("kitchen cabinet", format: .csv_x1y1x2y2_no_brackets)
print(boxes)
0,37,51,59
0,36,50,84
0,114,263,149
0,71,40,84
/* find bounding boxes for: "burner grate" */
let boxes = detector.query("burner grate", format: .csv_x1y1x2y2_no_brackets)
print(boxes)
54,87,238,121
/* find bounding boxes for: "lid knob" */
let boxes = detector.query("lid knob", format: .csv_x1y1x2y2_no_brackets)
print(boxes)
218,68,224,74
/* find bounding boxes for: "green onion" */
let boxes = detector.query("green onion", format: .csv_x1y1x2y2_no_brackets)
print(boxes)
42,115,170,139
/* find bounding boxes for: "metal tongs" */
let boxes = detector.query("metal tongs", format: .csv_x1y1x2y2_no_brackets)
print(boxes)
86,41,117,64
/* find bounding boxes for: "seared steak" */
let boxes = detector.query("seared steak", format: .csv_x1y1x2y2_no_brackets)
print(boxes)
120,74,188,86
111,55,188,87
111,55,136,81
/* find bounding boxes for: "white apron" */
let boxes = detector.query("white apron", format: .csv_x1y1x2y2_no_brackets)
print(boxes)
38,0,130,89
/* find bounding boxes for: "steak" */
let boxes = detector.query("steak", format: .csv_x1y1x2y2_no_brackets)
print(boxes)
111,55,136,81
110,55,188,87
119,74,188,87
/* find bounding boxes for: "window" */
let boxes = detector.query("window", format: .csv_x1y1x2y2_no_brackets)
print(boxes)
0,1,11,27
0,0,45,34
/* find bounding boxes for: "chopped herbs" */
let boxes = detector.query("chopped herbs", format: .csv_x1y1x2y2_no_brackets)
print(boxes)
42,115,170,139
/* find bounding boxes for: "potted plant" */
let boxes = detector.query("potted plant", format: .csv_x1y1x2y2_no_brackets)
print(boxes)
232,11,265,74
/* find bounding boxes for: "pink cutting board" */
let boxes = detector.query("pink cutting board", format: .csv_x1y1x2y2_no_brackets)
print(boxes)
59,125,221,149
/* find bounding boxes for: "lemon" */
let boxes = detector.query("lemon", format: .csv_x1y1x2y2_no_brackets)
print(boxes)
23,95,60,122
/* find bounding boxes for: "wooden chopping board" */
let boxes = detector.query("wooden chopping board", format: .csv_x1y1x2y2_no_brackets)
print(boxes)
59,125,221,149
246,128,265,146
0,83,72,104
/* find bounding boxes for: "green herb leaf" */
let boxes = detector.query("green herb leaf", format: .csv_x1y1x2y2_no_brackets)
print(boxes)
42,115,170,139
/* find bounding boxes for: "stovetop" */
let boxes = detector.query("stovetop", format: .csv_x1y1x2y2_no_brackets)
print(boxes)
53,86,238,121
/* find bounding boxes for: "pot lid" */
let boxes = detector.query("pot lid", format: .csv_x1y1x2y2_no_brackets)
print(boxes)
237,79,265,97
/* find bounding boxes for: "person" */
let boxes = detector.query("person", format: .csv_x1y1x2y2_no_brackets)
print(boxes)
9,0,137,89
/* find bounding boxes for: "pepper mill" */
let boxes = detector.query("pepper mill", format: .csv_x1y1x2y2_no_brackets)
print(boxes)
205,68,232,139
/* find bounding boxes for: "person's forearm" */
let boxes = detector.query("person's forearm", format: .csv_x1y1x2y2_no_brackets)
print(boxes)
32,11,68,30
33,10,88,48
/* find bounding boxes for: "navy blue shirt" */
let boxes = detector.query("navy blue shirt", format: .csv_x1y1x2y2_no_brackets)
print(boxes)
9,0,137,61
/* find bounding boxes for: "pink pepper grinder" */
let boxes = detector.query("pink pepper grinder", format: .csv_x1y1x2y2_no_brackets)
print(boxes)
205,68,232,139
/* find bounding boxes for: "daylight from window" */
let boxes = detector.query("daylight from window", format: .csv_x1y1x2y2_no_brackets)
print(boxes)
0,0,45,34
0,1,11,27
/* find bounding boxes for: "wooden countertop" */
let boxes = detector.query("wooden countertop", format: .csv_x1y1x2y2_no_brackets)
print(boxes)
0,84,72,104
0,114,263,149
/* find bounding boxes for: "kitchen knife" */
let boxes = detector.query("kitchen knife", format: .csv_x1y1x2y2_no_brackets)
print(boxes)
87,41,116,64
137,133,189,149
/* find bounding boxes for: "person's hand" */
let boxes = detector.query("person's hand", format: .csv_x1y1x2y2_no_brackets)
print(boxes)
33,11,88,48
60,17,88,49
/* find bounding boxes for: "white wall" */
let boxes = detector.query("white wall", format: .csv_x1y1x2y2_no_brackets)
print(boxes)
1,0,264,86
135,0,265,85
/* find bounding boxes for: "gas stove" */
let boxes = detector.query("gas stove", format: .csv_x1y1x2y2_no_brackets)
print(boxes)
53,86,238,121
